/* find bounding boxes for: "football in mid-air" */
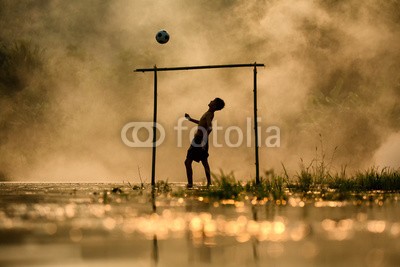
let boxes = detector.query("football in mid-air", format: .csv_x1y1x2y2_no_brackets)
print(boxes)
155,29,170,44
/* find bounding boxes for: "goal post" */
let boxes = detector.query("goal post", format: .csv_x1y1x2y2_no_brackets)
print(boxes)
134,62,265,186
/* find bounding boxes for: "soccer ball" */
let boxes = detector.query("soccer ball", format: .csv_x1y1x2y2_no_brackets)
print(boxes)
155,29,170,44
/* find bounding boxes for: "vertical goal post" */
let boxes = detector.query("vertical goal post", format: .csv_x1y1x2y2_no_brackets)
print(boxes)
134,62,265,186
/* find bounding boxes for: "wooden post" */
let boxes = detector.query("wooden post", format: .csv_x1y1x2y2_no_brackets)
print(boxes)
253,63,260,185
151,66,157,187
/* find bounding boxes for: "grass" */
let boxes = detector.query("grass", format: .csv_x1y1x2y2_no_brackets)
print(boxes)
168,170,289,202
111,144,400,204
168,165,400,203
290,149,400,193
244,170,288,201
328,167,400,192
93,165,399,206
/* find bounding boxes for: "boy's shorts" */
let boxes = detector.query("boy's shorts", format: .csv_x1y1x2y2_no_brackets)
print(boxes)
186,135,209,162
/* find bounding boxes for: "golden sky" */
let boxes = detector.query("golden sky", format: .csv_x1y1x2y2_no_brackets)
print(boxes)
0,0,399,181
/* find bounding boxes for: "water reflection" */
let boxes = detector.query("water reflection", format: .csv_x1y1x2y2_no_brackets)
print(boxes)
251,205,259,262
0,183,399,266
126,207,399,245
152,233,159,266
151,188,158,266
185,193,212,264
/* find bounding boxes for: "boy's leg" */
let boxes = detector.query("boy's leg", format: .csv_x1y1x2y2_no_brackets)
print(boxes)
185,158,193,187
201,159,211,186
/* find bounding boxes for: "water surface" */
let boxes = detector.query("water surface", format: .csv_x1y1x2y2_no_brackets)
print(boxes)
0,183,399,267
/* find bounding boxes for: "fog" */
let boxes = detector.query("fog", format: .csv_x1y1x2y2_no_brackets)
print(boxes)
0,0,399,182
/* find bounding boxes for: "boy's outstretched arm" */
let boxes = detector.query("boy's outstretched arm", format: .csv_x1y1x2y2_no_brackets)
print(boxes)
185,113,199,124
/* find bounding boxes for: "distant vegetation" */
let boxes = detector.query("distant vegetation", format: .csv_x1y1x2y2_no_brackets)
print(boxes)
0,40,51,181
0,40,46,95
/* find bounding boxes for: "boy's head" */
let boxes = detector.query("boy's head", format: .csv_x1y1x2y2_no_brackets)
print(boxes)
209,97,225,111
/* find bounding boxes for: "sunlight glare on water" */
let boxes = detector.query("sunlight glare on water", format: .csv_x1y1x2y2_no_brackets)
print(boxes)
0,183,399,267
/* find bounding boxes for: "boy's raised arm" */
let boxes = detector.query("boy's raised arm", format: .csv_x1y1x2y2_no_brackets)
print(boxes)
185,113,199,124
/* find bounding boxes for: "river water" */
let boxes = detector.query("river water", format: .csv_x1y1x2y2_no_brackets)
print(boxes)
0,183,399,267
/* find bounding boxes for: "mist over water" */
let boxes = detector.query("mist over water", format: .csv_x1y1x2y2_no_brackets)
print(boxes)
0,0,399,182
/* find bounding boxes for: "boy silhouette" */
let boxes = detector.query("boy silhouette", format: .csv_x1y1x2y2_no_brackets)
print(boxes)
184,97,225,188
